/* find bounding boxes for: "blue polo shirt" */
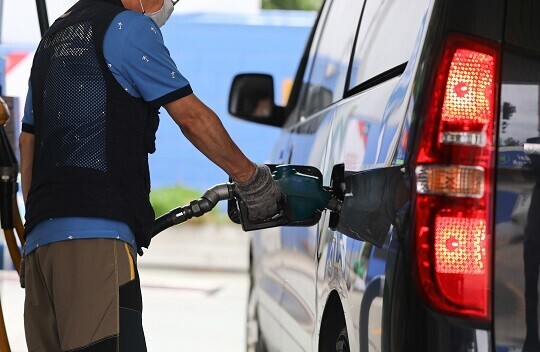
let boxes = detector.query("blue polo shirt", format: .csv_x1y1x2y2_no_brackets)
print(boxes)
22,11,192,255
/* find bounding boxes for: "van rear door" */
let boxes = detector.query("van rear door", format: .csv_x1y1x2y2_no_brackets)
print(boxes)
494,1,540,351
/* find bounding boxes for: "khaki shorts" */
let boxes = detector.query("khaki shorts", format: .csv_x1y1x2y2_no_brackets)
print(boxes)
24,238,146,352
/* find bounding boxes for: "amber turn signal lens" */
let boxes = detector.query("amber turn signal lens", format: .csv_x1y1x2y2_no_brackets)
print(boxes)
416,165,484,198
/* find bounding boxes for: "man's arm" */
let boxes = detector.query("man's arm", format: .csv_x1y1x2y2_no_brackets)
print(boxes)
165,94,256,183
19,132,35,203
165,94,284,221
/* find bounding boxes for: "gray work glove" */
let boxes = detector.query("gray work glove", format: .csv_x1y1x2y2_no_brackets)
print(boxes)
234,164,284,222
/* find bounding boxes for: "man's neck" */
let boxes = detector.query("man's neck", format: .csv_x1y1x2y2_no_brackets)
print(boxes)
121,0,163,13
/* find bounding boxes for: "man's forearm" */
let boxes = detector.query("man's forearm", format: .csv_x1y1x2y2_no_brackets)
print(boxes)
19,132,35,203
179,112,255,182
166,94,256,183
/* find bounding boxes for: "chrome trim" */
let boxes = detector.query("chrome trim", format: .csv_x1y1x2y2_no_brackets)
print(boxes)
524,143,540,155
441,131,486,147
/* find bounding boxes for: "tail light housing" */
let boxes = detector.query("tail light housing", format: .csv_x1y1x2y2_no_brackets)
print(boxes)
413,33,500,322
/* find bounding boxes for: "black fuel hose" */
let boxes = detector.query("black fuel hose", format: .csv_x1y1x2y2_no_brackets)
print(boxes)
0,182,14,230
0,127,18,230
150,183,234,238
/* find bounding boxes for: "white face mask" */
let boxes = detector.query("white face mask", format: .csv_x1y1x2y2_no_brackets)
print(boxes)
140,0,175,27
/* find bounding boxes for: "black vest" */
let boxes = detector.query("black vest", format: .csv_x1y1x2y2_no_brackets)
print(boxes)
26,0,159,252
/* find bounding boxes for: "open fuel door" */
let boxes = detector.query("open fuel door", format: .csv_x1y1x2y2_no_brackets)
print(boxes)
336,166,409,247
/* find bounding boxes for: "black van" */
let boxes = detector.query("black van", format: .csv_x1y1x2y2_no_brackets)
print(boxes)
229,0,540,351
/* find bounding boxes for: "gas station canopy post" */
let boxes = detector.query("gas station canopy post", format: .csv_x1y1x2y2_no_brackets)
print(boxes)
35,0,49,36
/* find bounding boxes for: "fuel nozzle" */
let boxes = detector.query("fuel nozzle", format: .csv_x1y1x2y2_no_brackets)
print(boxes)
150,164,343,237
325,195,342,214
230,164,342,232
272,164,341,219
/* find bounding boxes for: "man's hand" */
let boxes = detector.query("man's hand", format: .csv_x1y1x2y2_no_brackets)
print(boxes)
234,164,283,221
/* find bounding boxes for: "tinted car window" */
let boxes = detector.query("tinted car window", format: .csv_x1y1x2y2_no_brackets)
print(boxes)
348,0,429,90
301,0,365,117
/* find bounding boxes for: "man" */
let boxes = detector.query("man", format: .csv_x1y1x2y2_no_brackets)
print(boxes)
19,0,282,350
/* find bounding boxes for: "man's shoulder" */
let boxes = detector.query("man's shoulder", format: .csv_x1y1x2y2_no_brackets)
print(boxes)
108,10,159,35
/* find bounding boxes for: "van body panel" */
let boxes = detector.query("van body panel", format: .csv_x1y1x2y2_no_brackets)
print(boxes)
445,0,505,42
243,0,540,351
278,107,335,351
256,107,336,351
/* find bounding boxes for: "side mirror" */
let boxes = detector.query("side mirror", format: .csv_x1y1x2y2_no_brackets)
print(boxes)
228,74,285,127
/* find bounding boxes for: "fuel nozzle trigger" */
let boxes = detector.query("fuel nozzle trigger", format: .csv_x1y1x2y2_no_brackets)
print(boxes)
230,164,342,232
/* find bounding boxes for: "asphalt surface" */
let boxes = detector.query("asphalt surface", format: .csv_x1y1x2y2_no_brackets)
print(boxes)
139,224,250,272
0,224,251,351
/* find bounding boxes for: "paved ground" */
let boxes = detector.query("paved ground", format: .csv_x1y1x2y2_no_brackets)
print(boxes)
139,224,250,272
0,224,251,351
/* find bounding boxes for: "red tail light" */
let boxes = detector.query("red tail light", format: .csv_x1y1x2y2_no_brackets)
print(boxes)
413,34,500,322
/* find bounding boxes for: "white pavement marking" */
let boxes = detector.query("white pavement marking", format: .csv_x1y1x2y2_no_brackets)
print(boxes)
0,271,25,352
139,224,250,272
141,268,249,351
0,268,248,351
0,224,251,350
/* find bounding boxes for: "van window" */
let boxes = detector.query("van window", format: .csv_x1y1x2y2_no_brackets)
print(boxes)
301,0,365,117
348,0,429,91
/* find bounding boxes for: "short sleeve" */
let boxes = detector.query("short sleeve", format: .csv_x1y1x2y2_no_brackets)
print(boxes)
104,13,192,108
22,81,35,133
